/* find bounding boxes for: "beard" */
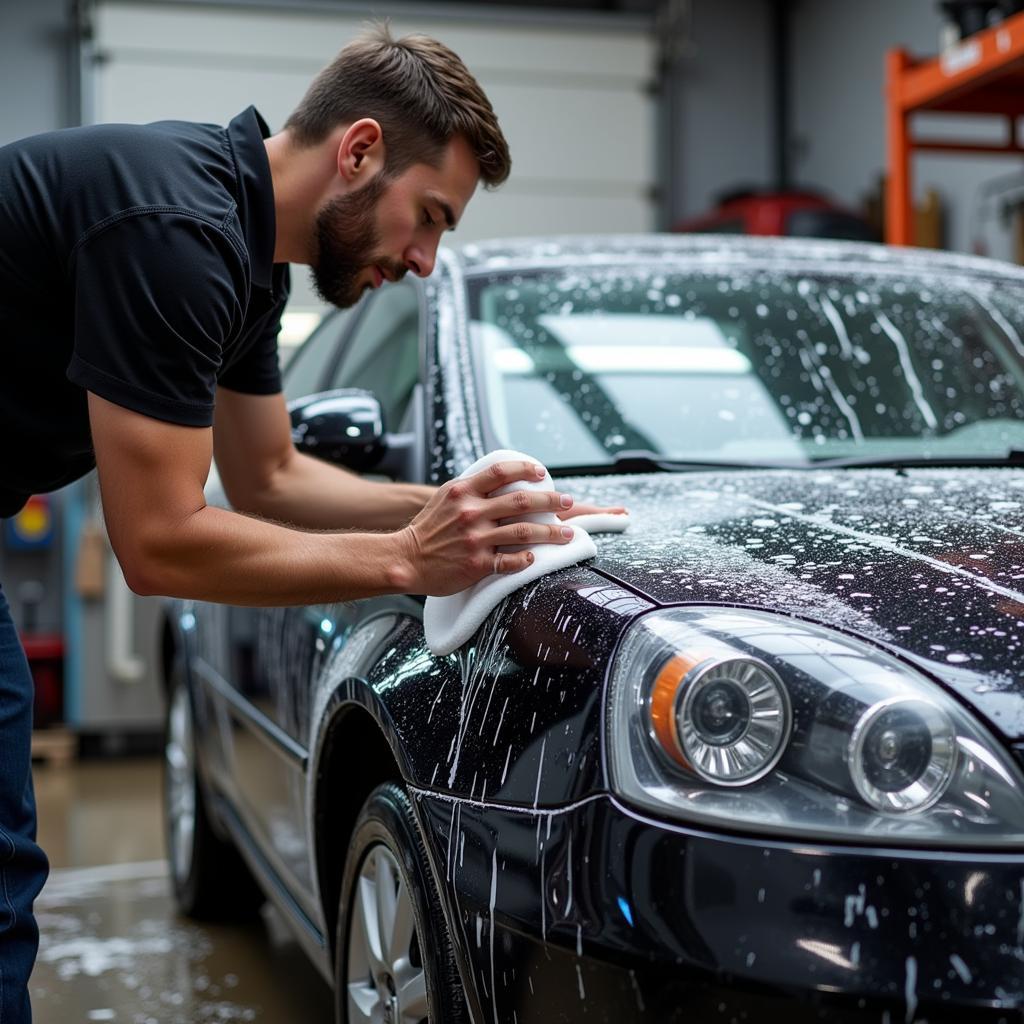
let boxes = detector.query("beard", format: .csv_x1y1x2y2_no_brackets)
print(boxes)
310,171,405,308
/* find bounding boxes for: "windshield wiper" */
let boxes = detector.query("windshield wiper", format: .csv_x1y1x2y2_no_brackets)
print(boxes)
807,450,1024,470
550,448,1024,477
550,450,805,477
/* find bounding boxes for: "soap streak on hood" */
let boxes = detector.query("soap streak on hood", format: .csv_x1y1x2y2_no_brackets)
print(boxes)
565,467,1024,740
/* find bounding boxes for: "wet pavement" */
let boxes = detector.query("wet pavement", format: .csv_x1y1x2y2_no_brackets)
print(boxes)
31,758,333,1023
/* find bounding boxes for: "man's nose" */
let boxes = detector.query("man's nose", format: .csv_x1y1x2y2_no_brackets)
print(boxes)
405,245,436,278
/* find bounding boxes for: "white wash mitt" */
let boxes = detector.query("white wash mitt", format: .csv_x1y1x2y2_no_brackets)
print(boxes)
423,449,629,656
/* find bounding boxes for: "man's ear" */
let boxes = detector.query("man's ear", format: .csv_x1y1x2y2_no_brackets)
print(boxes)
336,118,384,184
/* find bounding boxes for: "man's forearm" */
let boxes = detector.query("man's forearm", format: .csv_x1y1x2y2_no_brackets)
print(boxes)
131,502,414,605
233,450,435,530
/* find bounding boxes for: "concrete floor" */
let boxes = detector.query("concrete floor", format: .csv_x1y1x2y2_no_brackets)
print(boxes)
31,758,334,1023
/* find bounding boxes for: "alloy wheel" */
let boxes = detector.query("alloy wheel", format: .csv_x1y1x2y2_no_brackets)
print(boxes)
346,843,428,1023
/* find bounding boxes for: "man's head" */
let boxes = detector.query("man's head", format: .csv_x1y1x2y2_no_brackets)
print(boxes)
284,24,510,307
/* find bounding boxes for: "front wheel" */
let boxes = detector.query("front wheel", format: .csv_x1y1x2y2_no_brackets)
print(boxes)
335,782,467,1024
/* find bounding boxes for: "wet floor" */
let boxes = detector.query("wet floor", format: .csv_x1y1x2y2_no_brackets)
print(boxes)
31,758,334,1023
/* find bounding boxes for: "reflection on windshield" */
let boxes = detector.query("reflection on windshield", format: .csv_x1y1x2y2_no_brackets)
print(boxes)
467,267,1024,468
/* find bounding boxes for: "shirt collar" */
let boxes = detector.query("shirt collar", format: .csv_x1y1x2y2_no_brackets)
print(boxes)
226,106,277,291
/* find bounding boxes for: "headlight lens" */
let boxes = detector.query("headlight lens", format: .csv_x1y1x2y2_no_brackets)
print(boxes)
849,697,955,813
650,655,790,785
607,608,1024,845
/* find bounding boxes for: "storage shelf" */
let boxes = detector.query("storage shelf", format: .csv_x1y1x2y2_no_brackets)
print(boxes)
887,12,1024,244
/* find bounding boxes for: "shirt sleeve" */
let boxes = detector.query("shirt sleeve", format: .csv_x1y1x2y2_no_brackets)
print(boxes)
67,212,245,427
217,266,289,396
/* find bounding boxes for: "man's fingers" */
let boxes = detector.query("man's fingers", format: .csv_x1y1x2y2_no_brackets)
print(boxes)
484,489,573,519
466,459,546,496
493,550,535,574
557,503,627,520
487,522,575,548
489,520,576,574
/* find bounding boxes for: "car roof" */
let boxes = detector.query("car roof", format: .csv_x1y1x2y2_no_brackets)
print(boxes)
443,233,1024,286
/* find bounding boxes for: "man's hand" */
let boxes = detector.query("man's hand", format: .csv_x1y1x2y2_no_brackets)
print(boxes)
396,459,578,596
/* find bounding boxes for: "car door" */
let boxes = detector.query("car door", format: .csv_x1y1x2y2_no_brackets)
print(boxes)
226,284,425,912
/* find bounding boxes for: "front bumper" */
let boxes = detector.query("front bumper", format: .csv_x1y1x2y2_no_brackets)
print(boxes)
413,791,1024,1023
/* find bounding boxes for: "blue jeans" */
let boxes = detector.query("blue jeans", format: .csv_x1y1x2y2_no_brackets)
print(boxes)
0,583,48,1024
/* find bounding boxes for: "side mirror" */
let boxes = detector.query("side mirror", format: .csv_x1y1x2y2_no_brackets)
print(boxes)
289,388,386,472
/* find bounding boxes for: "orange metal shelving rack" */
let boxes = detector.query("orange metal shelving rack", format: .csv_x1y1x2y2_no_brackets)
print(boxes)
887,11,1024,245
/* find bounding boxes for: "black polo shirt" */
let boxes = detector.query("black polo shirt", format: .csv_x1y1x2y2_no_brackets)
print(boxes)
0,106,289,517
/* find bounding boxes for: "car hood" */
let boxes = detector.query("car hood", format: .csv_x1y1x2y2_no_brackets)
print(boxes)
568,467,1024,741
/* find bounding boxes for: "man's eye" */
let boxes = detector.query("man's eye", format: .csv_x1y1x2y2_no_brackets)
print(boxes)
423,210,435,227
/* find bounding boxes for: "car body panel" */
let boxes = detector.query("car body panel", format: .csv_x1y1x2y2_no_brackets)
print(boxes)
348,568,652,803
414,791,1024,1022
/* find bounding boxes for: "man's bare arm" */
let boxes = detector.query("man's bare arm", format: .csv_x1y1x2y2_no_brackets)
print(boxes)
88,392,577,605
89,392,416,604
212,387,433,529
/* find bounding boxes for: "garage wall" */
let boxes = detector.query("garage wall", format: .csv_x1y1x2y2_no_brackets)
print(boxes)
791,0,1024,258
87,0,658,311
666,0,774,223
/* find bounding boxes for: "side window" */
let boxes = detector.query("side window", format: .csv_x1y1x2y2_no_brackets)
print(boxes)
327,284,421,432
282,308,354,403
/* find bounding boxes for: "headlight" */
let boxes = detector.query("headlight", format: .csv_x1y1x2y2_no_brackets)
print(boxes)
649,654,790,785
607,608,1024,845
848,697,955,813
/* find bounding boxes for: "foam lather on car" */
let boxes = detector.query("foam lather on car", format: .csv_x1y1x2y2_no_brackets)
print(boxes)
423,449,629,656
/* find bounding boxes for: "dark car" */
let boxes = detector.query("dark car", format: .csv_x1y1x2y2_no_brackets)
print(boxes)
162,235,1024,1023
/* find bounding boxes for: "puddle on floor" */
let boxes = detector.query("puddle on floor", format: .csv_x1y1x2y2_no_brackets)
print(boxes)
32,860,334,1023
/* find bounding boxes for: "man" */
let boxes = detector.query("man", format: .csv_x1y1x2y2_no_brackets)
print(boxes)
0,23,621,1022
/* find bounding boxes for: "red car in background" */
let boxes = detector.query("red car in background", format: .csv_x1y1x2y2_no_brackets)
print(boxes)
675,188,878,241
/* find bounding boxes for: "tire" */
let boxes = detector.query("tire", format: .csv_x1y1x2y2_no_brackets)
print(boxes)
163,663,263,920
335,781,467,1024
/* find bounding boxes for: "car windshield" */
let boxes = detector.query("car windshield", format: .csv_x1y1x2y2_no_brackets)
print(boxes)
466,263,1024,468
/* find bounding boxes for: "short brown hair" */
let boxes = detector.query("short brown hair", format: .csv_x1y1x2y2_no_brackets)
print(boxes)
285,23,510,188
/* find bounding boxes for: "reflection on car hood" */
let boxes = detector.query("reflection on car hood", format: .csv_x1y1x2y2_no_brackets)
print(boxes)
568,467,1024,741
